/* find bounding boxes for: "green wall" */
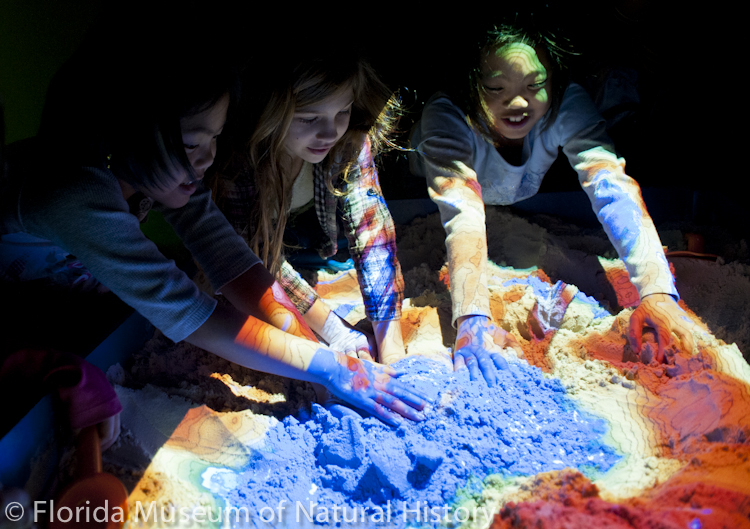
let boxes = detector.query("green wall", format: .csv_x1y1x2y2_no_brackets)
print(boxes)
0,0,101,144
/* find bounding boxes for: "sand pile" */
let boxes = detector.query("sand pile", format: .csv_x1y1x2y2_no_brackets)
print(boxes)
101,205,750,528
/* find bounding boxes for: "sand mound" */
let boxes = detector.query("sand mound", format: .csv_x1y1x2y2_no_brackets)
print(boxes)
101,206,750,528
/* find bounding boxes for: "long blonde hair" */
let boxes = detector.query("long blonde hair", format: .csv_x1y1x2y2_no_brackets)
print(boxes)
226,52,399,277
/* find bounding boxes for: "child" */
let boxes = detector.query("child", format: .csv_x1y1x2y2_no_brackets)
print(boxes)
1,99,120,449
410,16,697,384
0,17,426,428
217,47,406,366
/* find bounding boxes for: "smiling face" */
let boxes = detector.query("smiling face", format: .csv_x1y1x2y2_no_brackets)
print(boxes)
140,92,229,209
284,85,354,166
479,42,552,140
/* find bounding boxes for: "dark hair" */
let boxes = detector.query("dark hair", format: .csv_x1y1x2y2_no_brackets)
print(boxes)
462,13,576,141
104,56,240,190
38,6,240,190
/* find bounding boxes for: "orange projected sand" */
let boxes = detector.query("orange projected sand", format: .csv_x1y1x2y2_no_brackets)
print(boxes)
102,207,749,528
309,256,750,528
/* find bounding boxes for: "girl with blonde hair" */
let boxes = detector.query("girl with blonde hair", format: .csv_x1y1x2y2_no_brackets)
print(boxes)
1,14,426,429
218,46,406,365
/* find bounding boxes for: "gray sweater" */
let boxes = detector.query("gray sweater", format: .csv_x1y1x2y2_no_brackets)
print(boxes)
1,156,260,342
410,84,677,322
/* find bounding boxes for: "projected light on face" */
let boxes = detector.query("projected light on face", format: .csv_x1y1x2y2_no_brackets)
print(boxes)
479,42,551,140
285,86,354,165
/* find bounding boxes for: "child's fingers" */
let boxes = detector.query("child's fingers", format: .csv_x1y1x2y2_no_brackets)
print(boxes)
325,402,365,421
655,324,671,364
369,401,403,428
628,307,646,353
379,379,429,410
491,352,510,372
476,353,497,386
374,362,399,377
671,316,697,355
375,392,426,422
489,325,524,358
381,371,434,402
464,354,482,381
453,354,467,372
357,350,375,363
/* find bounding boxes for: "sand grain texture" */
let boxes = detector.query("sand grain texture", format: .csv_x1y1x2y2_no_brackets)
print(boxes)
102,208,750,528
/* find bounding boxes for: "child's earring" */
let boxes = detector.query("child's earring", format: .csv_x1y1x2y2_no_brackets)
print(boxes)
106,153,112,169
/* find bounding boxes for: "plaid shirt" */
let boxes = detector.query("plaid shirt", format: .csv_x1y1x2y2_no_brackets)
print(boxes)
219,137,404,322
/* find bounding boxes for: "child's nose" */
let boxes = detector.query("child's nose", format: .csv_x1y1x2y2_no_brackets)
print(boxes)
316,120,339,140
193,144,217,173
507,95,528,109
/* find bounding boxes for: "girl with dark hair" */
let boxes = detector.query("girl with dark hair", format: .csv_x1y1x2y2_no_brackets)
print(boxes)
410,15,697,384
0,21,426,433
217,48,407,366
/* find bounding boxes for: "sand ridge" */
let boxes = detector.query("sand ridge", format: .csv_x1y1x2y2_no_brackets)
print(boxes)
100,207,750,528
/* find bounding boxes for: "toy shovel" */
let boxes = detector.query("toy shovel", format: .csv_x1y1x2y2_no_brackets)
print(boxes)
49,425,128,528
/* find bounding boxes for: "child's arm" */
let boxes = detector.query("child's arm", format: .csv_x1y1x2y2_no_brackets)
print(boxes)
571,145,678,302
222,264,406,368
274,260,375,358
220,262,318,342
560,85,692,359
184,294,427,426
573,149,697,359
587,173,695,358
340,137,406,364
563,106,697,361
210,263,427,422
414,98,517,382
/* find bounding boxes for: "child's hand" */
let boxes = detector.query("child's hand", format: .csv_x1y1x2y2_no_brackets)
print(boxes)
629,293,700,363
454,315,523,386
320,311,376,359
307,348,428,427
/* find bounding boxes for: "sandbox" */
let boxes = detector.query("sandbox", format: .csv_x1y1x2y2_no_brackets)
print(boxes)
95,205,750,528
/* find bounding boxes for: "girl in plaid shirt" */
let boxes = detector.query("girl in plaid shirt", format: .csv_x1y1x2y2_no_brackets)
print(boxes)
2,18,426,429
216,47,407,366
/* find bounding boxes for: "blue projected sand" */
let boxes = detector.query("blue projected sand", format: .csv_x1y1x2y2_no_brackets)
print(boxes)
202,356,620,527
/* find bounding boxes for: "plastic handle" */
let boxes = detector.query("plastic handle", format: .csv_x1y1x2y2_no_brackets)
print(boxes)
77,425,102,478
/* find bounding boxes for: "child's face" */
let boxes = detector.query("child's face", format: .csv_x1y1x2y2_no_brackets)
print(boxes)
479,42,552,140
141,93,229,208
284,85,354,165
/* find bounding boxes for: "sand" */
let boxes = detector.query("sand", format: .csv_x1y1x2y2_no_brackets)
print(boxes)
99,205,750,528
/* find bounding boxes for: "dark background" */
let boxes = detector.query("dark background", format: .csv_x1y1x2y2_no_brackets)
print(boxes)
0,1,739,237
